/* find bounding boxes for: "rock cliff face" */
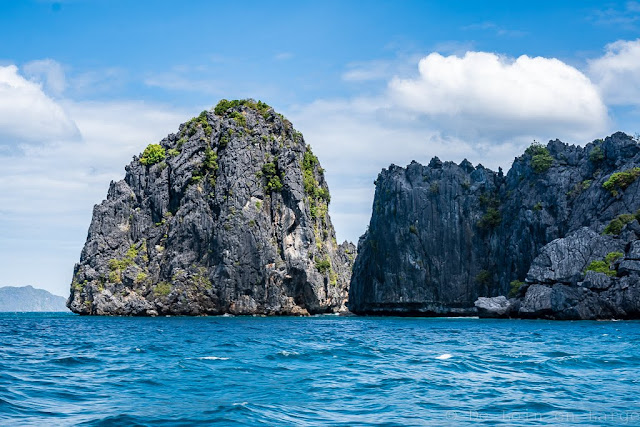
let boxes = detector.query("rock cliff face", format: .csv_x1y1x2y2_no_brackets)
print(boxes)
350,132,640,318
68,100,354,316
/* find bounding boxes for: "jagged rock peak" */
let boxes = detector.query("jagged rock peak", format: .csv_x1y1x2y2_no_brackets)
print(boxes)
68,99,355,316
350,132,640,318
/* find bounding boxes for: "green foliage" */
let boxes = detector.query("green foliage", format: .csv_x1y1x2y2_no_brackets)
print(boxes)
477,208,501,230
603,212,638,235
167,148,180,157
184,111,212,138
261,160,284,193
429,182,439,194
533,202,543,211
585,260,616,277
315,257,331,274
605,252,624,265
139,144,166,166
190,271,212,289
135,271,148,284
108,271,122,284
475,270,492,285
589,146,604,163
214,99,271,118
191,148,218,186
585,251,624,277
230,111,246,127
526,142,553,173
302,146,330,219
219,132,231,148
176,137,187,149
509,280,524,298
602,167,640,196
409,224,418,235
255,201,262,210
154,282,172,296
107,243,145,283
203,148,218,171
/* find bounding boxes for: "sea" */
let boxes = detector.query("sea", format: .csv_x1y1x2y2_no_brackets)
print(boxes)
1,313,639,426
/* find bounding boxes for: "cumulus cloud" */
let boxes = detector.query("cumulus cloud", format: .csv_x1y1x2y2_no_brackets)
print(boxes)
389,52,608,140
589,39,640,105
290,49,620,243
0,65,78,145
287,97,511,243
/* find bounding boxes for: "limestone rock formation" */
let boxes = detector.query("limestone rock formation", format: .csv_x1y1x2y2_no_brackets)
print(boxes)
350,132,640,319
68,100,354,316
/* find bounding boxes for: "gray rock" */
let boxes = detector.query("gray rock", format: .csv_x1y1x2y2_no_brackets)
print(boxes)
581,271,612,290
474,296,512,317
351,132,640,319
519,285,553,316
68,100,354,316
626,241,640,260
619,260,640,275
526,228,623,284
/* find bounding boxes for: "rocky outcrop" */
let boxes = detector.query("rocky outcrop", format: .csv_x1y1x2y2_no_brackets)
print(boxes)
68,100,354,316
487,225,640,320
350,132,640,318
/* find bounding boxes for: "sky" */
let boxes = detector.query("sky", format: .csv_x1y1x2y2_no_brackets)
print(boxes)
1,0,640,297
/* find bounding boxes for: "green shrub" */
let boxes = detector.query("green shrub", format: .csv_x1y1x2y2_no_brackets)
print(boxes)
602,167,640,196
301,146,331,219
230,111,246,127
315,257,331,274
529,147,553,173
585,260,616,277
585,252,623,277
135,271,148,284
154,282,172,296
475,270,492,285
477,208,501,230
605,251,624,265
214,99,271,118
139,144,166,166
429,182,439,194
533,202,543,211
409,225,418,235
589,146,604,163
167,148,180,157
603,213,637,235
261,160,283,193
509,280,524,297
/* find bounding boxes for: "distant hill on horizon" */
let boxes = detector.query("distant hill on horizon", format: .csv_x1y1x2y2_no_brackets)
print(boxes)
0,285,68,312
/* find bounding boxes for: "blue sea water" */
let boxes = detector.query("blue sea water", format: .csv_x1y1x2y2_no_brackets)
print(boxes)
1,314,639,426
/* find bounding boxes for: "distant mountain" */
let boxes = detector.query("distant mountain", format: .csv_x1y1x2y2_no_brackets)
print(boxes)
0,286,68,312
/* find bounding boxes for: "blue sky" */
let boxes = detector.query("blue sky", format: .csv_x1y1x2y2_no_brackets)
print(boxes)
1,0,640,296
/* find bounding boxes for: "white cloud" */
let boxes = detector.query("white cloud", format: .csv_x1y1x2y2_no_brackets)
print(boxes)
287,97,521,243
0,65,78,145
589,39,640,105
290,49,620,243
389,52,608,141
23,58,67,96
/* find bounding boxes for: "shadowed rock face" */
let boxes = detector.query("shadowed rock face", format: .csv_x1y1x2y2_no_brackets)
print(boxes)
68,100,355,316
350,132,640,318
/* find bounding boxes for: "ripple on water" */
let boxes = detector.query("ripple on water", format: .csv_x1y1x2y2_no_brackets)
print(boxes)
2,314,640,426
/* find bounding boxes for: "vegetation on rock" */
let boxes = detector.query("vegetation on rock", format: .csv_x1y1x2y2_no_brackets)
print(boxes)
526,142,554,173
140,144,166,166
603,167,640,196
